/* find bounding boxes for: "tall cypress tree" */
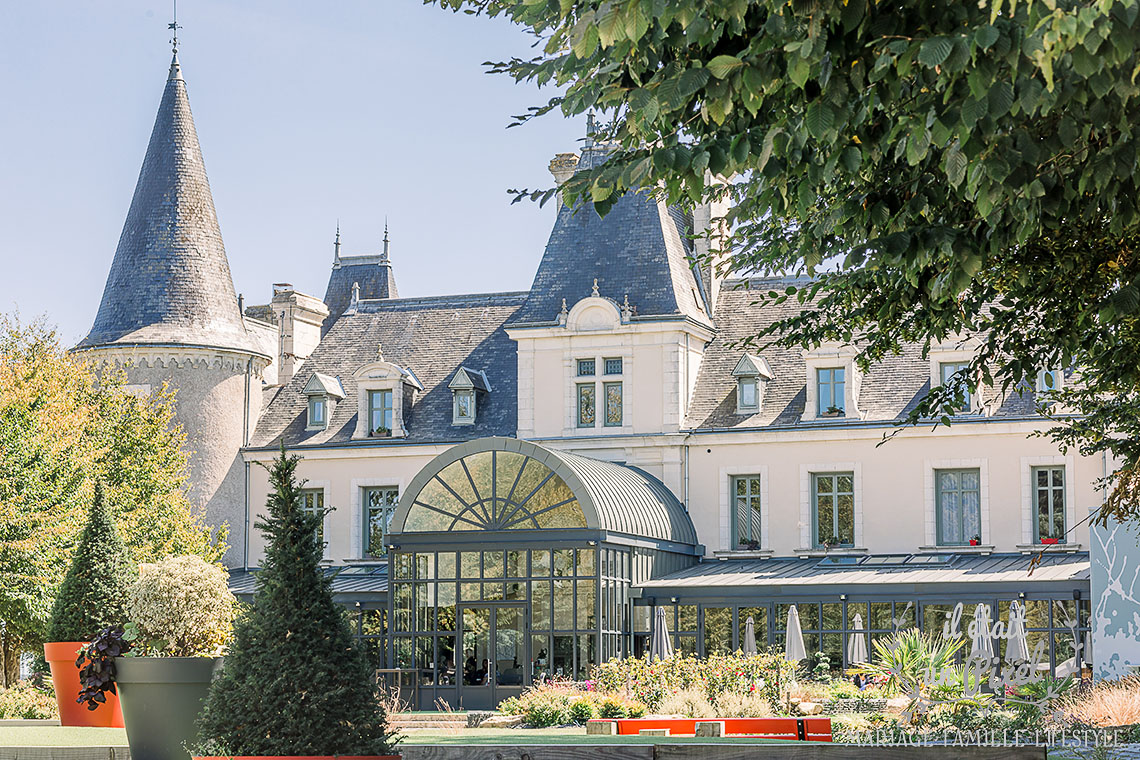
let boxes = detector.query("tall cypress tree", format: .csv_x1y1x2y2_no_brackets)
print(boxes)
46,481,132,643
196,449,395,755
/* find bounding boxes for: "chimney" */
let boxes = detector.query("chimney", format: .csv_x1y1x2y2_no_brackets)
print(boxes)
692,178,731,316
271,286,330,386
548,153,580,212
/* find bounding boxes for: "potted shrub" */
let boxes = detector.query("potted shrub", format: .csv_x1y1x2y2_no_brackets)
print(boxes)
193,449,398,760
78,556,235,760
44,482,131,728
823,535,843,550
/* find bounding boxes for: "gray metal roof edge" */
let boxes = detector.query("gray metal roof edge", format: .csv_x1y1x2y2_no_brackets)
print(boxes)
682,414,1055,435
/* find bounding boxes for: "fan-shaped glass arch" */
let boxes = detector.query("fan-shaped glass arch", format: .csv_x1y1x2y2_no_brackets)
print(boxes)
404,450,588,532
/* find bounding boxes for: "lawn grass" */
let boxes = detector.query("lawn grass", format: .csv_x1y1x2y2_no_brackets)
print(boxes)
0,727,127,747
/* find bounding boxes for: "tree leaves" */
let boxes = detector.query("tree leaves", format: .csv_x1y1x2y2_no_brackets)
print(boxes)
805,101,834,140
918,36,954,67
707,55,744,79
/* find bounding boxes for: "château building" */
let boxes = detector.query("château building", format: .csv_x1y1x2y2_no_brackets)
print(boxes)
82,52,1097,708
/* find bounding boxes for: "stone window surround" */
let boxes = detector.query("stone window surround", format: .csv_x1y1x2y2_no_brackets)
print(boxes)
799,462,863,549
719,465,770,552
924,458,990,546
1021,455,1076,545
350,477,405,561
564,347,633,435
300,479,332,562
352,361,418,439
801,347,861,422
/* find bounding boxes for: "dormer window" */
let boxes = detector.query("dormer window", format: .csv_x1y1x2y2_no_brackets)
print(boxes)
1037,368,1063,394
448,367,491,426
802,345,861,422
351,359,423,439
817,367,846,417
732,354,773,415
302,372,345,431
368,389,393,436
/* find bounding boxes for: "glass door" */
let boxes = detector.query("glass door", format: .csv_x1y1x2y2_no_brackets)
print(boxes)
460,604,526,710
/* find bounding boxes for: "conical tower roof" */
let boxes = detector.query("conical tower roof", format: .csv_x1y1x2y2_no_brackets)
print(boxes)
79,55,258,355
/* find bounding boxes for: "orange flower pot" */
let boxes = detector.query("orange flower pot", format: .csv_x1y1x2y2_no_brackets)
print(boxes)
43,641,124,728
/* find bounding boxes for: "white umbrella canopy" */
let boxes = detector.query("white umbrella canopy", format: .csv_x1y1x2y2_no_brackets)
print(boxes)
1006,601,1032,663
649,606,674,662
847,613,869,666
970,603,996,663
784,605,807,664
743,616,758,656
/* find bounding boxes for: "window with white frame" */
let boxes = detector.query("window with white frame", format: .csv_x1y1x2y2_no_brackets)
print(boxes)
363,486,399,557
1033,466,1066,543
939,361,973,414
453,389,475,424
308,396,327,429
738,376,759,412
732,354,772,414
817,368,846,416
812,472,854,547
300,488,326,547
936,468,981,546
368,389,393,436
733,475,763,549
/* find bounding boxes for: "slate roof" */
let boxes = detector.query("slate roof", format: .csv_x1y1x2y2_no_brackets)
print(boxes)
509,148,709,327
79,56,260,356
685,277,1039,430
639,552,1090,595
250,292,526,448
322,254,398,336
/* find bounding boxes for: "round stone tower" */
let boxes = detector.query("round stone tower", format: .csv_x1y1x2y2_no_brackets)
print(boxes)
76,54,271,567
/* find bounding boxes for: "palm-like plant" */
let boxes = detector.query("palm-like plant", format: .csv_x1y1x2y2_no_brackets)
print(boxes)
851,628,965,698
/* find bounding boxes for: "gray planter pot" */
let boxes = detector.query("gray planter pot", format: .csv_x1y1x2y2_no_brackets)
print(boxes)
115,656,222,760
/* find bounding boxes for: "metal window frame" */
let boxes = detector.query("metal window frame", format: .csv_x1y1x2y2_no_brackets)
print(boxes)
737,377,759,411
369,388,394,431
602,381,623,427
816,367,846,415
308,396,326,427
731,474,763,547
363,485,400,558
576,383,596,428
576,358,596,377
939,361,973,412
603,357,623,376
811,472,854,547
935,467,982,546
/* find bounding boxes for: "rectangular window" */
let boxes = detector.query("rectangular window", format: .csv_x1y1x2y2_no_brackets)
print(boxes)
368,389,393,435
577,383,596,427
604,358,623,375
812,473,854,547
577,359,596,377
936,468,981,545
817,368,846,416
733,475,762,549
364,486,399,557
738,377,759,411
300,488,325,548
1034,466,1066,543
940,361,973,413
453,390,475,424
603,382,622,427
308,396,326,427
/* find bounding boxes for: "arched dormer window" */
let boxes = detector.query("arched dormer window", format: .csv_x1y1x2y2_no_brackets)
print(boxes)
351,359,424,439
732,354,773,415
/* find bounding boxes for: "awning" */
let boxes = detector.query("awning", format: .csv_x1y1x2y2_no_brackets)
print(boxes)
634,552,1090,601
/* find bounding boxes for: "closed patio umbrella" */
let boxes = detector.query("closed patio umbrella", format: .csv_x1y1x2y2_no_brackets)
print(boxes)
1006,601,1032,663
649,606,674,662
847,613,869,666
784,605,807,664
970,603,996,663
743,616,758,656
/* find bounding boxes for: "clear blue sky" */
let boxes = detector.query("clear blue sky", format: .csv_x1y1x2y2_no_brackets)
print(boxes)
0,1,581,344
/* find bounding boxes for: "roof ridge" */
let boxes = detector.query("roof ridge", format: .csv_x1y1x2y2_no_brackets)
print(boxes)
353,291,530,311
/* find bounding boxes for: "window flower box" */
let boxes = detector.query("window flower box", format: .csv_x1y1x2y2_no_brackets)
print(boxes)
1040,537,1061,545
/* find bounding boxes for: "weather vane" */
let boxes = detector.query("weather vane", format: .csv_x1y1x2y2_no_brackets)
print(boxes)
169,0,182,55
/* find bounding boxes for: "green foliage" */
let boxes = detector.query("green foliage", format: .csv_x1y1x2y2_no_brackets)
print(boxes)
497,683,642,726
432,0,1140,521
851,628,965,699
568,697,598,724
195,449,395,755
45,483,132,643
0,680,57,720
592,652,796,713
125,556,236,657
0,317,224,660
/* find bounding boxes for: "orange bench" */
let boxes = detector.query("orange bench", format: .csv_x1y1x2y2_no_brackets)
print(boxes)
594,717,833,741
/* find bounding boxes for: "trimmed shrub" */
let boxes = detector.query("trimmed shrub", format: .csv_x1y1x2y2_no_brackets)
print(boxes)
195,450,395,755
127,555,235,656
598,695,632,719
568,698,597,724
0,681,57,719
46,482,133,643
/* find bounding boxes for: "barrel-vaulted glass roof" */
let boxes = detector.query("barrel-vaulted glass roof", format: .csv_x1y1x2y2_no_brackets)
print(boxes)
390,437,698,547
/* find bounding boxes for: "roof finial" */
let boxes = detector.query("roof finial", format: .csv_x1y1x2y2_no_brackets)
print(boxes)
169,0,181,56
381,218,390,263
558,298,569,326
621,293,633,322
585,112,596,148
333,221,342,266
591,278,600,297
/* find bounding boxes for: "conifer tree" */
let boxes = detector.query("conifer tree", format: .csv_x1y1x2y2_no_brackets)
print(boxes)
46,482,133,643
196,449,395,755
